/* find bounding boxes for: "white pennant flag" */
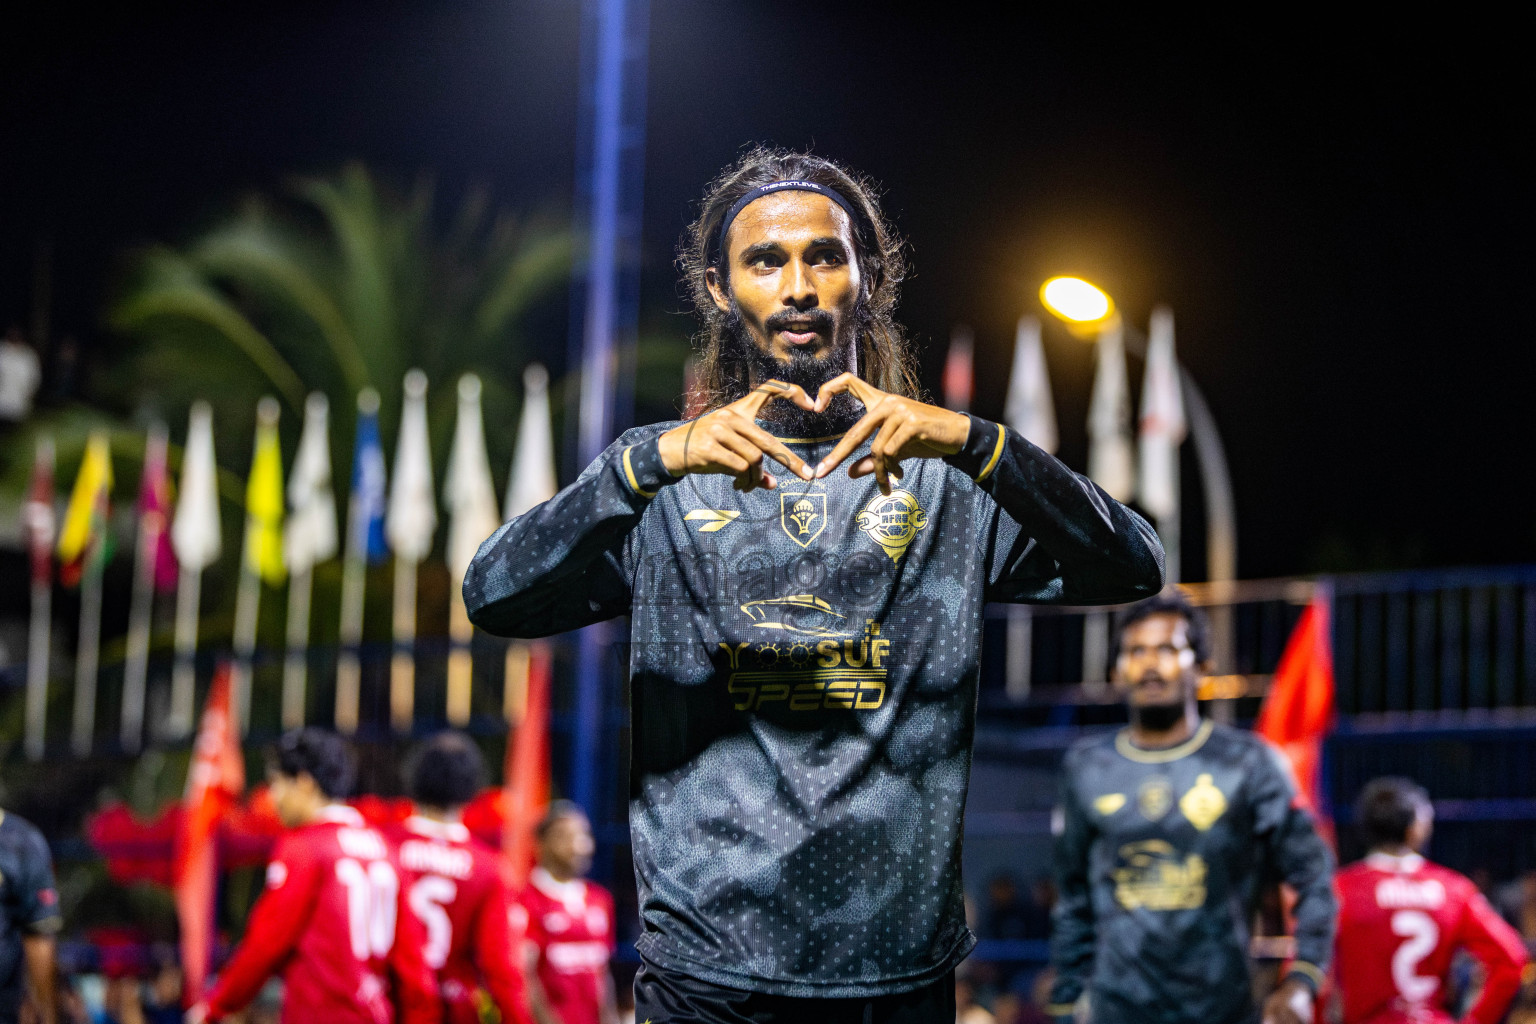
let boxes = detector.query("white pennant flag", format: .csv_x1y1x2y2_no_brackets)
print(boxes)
445,373,501,582
386,369,437,563
1003,315,1058,454
1138,306,1186,521
1087,322,1136,502
172,402,222,571
505,364,558,520
285,392,339,573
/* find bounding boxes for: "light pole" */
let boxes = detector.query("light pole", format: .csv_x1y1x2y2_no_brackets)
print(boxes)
1039,278,1238,678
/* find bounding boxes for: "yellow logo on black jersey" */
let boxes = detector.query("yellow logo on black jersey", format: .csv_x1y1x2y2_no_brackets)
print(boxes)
780,490,826,547
856,489,929,561
1112,840,1208,911
1179,774,1228,831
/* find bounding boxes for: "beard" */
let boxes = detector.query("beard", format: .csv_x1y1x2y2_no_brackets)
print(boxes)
724,301,868,437
1129,700,1187,733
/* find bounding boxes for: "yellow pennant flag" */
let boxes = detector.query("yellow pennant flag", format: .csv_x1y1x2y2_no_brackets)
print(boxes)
57,432,112,566
244,402,286,584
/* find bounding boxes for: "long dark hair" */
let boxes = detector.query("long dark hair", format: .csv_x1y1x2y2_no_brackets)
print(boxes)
678,147,922,413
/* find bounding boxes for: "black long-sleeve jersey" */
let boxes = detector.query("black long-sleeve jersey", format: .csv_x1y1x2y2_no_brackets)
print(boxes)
1048,721,1337,1024
465,413,1163,997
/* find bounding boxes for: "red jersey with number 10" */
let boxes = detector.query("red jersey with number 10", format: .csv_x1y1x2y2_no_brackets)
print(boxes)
385,816,534,1024
204,806,440,1024
515,868,615,1024
1334,852,1529,1024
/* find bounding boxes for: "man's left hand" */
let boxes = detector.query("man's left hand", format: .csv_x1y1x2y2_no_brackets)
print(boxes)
811,374,970,494
1261,978,1314,1024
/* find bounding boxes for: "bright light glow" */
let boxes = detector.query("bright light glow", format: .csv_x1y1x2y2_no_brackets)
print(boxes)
1040,277,1114,323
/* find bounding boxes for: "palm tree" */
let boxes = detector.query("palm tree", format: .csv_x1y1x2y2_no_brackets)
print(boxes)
107,162,577,477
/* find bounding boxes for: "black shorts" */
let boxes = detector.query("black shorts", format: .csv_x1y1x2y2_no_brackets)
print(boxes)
632,959,956,1024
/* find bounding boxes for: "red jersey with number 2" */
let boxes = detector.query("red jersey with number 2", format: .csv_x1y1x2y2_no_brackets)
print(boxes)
515,868,615,1024
204,806,440,1024
1334,852,1529,1024
385,816,534,1024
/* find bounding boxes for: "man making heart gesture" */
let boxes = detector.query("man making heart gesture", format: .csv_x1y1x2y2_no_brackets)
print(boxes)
466,148,1165,1024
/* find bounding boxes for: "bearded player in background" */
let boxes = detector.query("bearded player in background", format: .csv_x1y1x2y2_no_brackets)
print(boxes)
465,147,1163,1022
387,732,534,1024
1049,591,1336,1024
1332,777,1528,1024
189,729,440,1024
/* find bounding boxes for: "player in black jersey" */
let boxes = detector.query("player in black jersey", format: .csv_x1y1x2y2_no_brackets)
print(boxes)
1048,590,1336,1024
0,807,60,1024
465,148,1164,1023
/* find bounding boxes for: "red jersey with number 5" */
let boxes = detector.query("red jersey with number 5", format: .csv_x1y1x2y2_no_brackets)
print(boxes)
515,868,615,1024
1334,852,1529,1024
204,806,441,1024
385,816,534,1024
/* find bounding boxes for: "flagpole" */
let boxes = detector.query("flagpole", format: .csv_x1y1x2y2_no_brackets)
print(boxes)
283,565,313,729
282,393,338,729
122,424,169,752
233,397,284,735
169,402,222,740
337,388,384,736
386,370,435,734
1003,316,1057,702
63,432,112,758
503,364,559,710
444,374,500,729
391,555,418,731
24,436,55,761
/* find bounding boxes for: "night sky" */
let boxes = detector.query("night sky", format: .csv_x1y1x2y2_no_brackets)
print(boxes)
4,3,1529,579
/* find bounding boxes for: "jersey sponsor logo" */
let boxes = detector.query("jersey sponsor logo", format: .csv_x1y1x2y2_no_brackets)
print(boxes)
1137,777,1174,821
739,594,850,638
780,490,826,547
399,839,474,880
856,489,929,561
1112,840,1208,911
684,509,739,533
1376,876,1447,910
1178,774,1228,832
722,620,892,712
1093,793,1127,816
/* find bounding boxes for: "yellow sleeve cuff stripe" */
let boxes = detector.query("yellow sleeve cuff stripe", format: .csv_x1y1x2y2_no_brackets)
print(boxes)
622,446,657,499
975,425,1006,482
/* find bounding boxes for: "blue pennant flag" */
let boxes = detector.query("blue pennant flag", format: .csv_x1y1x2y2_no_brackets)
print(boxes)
349,391,389,564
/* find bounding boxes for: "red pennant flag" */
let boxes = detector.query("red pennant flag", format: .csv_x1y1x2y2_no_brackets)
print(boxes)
943,327,974,412
137,428,179,592
1256,591,1336,836
174,664,245,1005
502,642,552,889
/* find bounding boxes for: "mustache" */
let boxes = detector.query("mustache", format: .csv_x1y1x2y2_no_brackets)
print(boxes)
764,308,836,334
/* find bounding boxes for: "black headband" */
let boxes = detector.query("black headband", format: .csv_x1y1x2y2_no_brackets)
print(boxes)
714,179,864,267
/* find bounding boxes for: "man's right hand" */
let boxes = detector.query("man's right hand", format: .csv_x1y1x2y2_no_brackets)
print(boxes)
658,380,816,492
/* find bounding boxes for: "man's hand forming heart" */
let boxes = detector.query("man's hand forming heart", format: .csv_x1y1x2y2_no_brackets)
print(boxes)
657,380,818,492
810,373,971,495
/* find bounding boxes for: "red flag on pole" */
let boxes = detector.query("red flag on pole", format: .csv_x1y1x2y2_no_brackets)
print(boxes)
502,642,552,889
1256,590,1336,833
174,664,245,1005
943,326,974,412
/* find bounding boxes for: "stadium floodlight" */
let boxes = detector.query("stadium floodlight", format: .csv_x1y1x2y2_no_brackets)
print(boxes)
1040,276,1115,335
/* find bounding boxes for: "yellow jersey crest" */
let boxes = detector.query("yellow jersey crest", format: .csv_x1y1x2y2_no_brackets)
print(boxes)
855,489,929,561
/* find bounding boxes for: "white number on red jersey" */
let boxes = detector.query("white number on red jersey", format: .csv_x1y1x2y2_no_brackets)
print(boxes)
336,857,400,961
408,875,459,969
1390,909,1440,1002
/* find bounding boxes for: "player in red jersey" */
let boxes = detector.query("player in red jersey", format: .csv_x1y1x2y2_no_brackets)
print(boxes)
514,803,617,1024
189,729,441,1024
386,732,534,1024
1333,777,1529,1024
